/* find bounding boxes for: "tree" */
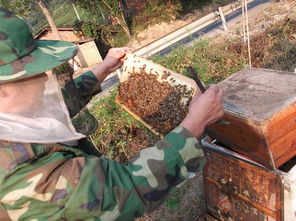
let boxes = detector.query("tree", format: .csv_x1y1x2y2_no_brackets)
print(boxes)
37,0,62,39
0,0,62,39
72,0,131,38
0,0,34,17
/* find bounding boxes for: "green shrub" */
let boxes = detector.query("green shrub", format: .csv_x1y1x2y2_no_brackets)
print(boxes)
75,21,125,48
112,30,130,47
132,0,182,33
80,22,103,39
152,39,247,84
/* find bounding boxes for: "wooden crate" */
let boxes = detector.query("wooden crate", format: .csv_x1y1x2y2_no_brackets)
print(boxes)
206,68,296,169
202,138,296,221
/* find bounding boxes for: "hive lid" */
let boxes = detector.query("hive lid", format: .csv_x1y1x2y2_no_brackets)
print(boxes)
220,68,296,122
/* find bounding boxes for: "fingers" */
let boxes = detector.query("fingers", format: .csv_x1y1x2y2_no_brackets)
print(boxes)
102,47,131,73
205,84,221,95
180,84,224,137
108,47,131,60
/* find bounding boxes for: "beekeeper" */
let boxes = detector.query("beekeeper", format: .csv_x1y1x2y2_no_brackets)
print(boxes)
0,7,224,220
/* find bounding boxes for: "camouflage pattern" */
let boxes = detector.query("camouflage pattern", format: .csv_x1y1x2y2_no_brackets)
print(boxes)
0,7,207,218
61,70,102,156
62,71,101,136
0,126,205,220
0,7,77,83
63,71,102,118
0,66,206,220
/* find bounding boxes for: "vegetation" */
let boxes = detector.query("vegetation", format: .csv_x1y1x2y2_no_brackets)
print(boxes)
0,0,34,16
131,0,182,33
152,18,296,83
72,0,131,38
89,17,296,164
90,90,159,163
0,0,237,47
180,0,236,15
152,39,247,84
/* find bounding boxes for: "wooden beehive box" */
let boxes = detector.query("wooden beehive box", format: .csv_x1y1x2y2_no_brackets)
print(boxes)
116,53,199,136
201,138,296,221
206,68,296,169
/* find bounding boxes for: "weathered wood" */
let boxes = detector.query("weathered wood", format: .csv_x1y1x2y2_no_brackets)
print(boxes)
203,140,283,220
207,68,296,169
197,213,219,221
115,95,163,138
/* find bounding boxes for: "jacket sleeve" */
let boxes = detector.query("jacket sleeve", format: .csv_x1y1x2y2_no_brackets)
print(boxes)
0,126,205,221
62,71,101,117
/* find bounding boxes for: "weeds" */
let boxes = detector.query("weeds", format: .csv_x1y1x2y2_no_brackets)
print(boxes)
90,90,159,163
152,39,247,84
152,18,296,84
131,0,182,34
166,196,180,210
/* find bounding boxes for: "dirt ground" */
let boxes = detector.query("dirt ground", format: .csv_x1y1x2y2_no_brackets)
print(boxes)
125,1,296,220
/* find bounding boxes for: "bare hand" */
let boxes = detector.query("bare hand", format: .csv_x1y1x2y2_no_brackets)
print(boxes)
103,47,131,73
180,85,224,138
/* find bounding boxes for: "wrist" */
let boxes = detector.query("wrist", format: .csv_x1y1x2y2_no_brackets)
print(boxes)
91,62,111,83
180,117,206,138
98,61,112,73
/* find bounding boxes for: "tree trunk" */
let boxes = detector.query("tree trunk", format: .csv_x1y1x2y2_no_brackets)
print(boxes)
118,0,131,38
101,0,131,38
37,0,62,40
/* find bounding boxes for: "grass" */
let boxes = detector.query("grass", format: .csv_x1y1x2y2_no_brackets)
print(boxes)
151,18,296,84
89,90,159,163
152,39,247,84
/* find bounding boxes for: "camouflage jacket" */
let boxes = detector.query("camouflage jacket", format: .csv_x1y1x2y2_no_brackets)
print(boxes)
0,71,206,220
62,71,101,136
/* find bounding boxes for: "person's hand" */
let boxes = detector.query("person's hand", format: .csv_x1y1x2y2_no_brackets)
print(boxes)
92,47,130,83
180,85,224,138
102,47,131,73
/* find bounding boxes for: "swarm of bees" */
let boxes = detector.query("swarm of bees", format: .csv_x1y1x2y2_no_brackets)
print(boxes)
118,65,194,135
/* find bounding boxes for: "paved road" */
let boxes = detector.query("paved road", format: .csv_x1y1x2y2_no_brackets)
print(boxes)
156,0,271,57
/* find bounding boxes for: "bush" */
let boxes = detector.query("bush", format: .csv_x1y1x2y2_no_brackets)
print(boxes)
152,39,247,84
74,20,127,48
132,0,182,33
152,18,296,84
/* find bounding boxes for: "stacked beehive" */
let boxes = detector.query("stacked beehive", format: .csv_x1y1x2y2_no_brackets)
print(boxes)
117,55,296,220
203,68,296,221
